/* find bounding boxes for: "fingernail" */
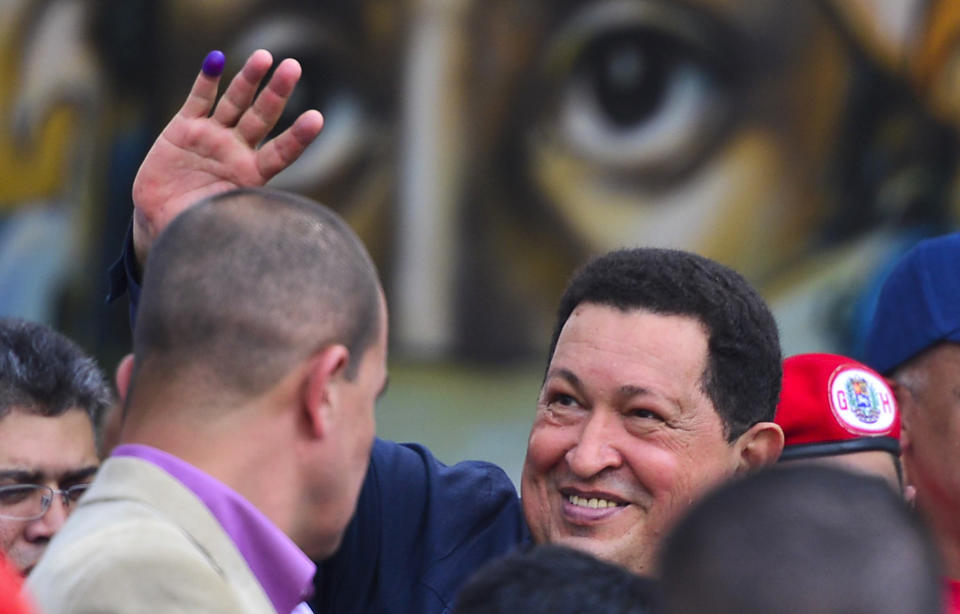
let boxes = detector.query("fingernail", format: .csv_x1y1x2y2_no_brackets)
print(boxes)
201,50,226,77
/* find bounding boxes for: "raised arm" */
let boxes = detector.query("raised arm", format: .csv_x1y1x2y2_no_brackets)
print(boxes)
130,49,324,266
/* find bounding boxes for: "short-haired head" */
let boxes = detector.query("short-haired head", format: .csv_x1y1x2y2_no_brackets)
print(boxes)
547,248,781,440
454,544,658,614
133,188,382,400
0,318,110,448
659,465,943,614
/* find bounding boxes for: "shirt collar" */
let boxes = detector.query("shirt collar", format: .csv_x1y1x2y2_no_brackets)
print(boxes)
113,444,315,613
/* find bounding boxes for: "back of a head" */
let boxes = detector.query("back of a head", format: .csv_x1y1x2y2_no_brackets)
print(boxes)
133,188,381,401
548,248,781,439
659,465,942,614
454,545,657,614
0,318,109,444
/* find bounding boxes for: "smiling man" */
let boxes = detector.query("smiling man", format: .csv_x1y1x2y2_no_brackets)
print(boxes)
521,249,785,571
0,318,110,575
303,249,784,610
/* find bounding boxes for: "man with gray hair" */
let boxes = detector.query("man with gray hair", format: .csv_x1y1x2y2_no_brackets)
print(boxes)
0,318,110,575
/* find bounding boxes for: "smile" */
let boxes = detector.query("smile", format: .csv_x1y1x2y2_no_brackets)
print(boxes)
567,495,624,509
560,489,629,524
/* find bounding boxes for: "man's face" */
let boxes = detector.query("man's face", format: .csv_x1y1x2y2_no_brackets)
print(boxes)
0,408,98,574
317,292,389,556
520,303,741,574
895,343,960,526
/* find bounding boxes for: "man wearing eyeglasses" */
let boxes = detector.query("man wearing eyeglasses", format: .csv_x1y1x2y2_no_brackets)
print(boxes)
0,318,111,575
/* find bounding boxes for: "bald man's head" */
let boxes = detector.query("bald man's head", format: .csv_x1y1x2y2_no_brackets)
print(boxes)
133,188,381,400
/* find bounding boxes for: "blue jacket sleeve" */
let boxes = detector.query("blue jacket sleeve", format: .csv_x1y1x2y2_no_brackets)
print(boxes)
106,221,142,330
312,439,528,614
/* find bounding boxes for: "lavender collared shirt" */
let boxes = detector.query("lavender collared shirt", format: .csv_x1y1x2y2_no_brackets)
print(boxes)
112,444,316,614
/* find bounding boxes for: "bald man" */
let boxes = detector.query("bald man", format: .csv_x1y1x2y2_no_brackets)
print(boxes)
28,188,387,613
27,56,385,612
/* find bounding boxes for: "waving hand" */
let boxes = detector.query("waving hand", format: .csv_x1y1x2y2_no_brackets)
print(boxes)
130,49,324,266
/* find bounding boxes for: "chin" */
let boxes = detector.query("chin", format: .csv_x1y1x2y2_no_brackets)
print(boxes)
297,524,345,560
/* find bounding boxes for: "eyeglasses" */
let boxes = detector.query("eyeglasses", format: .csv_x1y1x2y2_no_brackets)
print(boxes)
0,484,90,521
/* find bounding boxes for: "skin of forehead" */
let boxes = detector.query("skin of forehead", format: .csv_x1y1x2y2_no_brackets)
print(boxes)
0,409,97,484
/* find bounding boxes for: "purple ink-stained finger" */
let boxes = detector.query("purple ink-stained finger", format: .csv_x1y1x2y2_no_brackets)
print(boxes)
201,50,226,77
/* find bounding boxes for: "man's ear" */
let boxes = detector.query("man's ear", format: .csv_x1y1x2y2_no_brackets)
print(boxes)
303,344,351,439
734,421,784,472
889,379,913,428
115,353,135,404
899,408,913,456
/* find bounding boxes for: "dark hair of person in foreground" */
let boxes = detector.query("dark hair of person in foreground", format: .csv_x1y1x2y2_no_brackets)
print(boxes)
659,465,943,614
453,544,658,614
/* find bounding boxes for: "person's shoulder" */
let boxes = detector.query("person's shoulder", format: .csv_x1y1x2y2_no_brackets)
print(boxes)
372,438,517,494
27,511,245,614
370,438,524,553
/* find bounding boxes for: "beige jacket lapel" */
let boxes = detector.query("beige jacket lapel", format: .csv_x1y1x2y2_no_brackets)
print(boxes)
82,456,277,612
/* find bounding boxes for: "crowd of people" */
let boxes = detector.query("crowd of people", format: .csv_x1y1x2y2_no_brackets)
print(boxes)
1,48,958,613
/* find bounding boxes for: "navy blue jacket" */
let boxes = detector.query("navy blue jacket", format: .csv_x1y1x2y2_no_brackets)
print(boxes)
110,231,530,613
313,440,528,613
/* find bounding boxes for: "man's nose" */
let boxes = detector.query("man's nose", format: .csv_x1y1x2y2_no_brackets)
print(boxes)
565,410,624,478
24,494,69,541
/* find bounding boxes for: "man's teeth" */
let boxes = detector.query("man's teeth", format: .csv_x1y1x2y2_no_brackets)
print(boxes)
567,495,622,509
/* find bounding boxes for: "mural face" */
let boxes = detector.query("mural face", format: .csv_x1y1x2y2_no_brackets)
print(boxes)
4,0,960,363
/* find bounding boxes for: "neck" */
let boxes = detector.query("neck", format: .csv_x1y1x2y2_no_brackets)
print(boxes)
120,382,302,538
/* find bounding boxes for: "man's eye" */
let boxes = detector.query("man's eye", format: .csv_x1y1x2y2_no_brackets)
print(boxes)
530,1,736,182
629,409,663,421
65,484,90,504
225,16,375,192
551,393,579,407
543,392,582,412
0,485,37,505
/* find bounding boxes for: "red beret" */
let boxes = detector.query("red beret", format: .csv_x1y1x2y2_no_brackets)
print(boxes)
775,353,900,460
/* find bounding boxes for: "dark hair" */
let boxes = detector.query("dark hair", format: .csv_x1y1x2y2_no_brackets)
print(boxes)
548,248,781,440
659,465,943,614
454,544,658,614
134,188,381,396
0,318,110,445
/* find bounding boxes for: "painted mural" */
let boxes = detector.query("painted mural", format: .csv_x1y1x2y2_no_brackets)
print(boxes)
3,0,960,368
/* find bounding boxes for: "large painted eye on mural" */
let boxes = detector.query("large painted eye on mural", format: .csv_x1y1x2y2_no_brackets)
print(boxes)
212,12,384,196
2,0,960,369
533,1,738,182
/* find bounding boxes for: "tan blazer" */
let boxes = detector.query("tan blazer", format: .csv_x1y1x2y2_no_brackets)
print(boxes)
26,456,277,614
